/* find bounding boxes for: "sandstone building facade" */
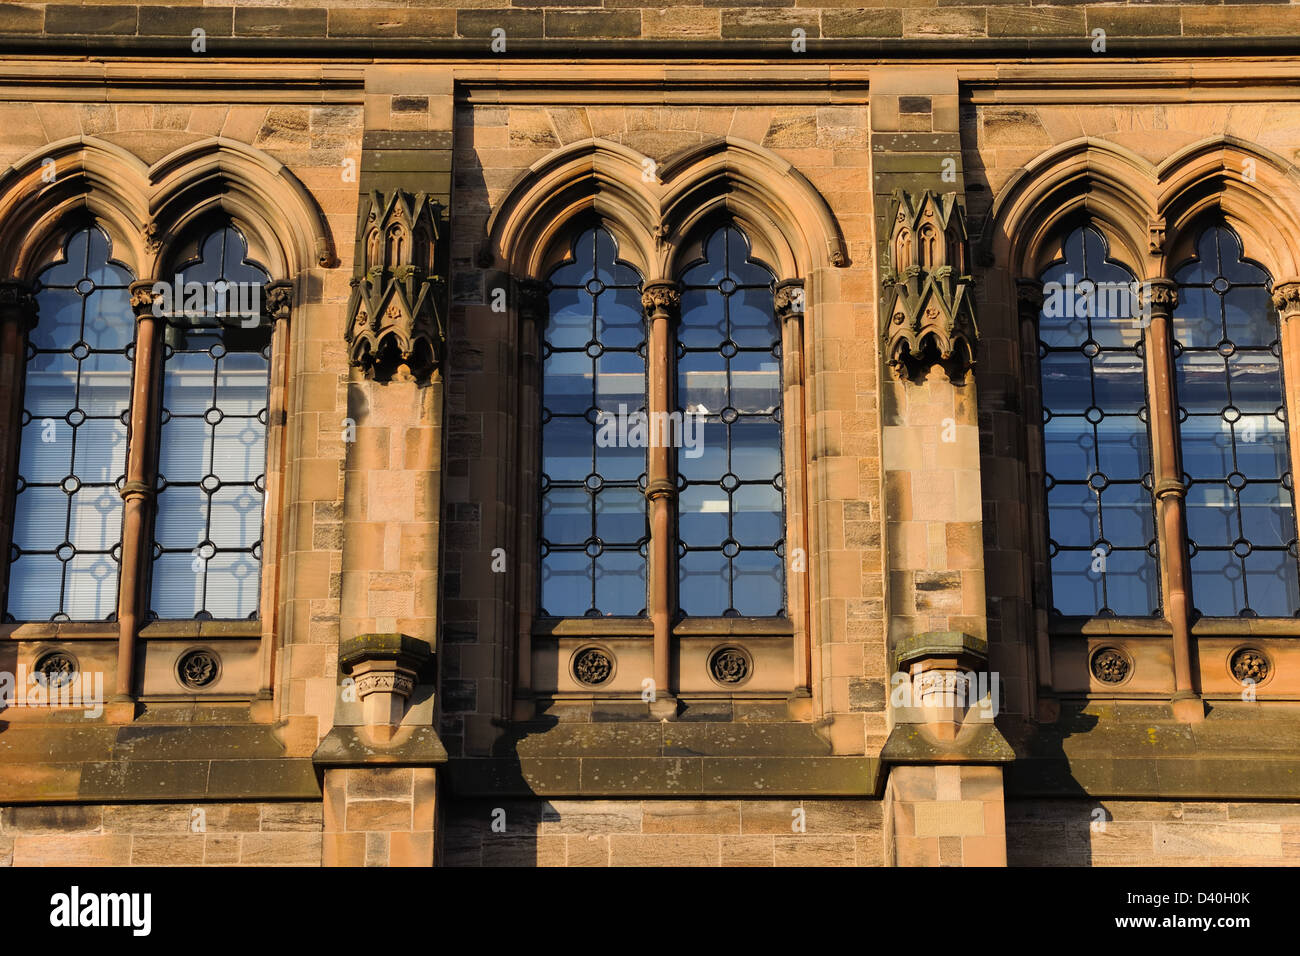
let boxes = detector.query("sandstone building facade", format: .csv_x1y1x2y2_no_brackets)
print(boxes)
1,3,1300,867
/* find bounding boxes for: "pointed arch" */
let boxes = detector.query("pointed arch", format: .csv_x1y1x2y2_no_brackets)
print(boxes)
485,138,659,279
1157,136,1300,280
148,137,336,279
659,137,846,279
0,136,151,279
988,137,1157,281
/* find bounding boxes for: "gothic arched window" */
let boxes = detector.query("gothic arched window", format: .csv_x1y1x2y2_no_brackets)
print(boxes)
539,226,647,617
149,225,272,619
677,224,785,617
1174,224,1300,616
10,226,132,621
1038,225,1159,616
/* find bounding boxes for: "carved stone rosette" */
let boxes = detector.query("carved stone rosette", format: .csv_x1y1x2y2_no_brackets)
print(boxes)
345,190,446,382
881,189,978,381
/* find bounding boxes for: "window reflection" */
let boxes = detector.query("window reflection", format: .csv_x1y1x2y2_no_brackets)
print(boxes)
677,225,785,617
539,227,648,616
1174,225,1299,616
1039,225,1159,615
10,226,131,621
150,226,269,620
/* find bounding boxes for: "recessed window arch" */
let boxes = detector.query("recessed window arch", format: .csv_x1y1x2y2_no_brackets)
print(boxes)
1037,223,1160,616
1173,222,1300,616
150,223,273,620
538,224,648,617
9,223,133,621
676,222,785,617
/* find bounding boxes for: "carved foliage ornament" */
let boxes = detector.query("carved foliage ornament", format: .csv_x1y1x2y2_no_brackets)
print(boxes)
573,646,614,686
345,190,446,382
881,189,978,380
178,648,220,689
1090,646,1131,685
709,645,752,685
1231,647,1270,685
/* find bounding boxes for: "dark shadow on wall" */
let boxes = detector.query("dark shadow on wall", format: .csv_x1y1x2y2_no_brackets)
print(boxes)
1001,703,1101,866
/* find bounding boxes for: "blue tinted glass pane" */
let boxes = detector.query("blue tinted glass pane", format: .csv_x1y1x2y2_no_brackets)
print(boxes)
677,224,784,616
1039,225,1157,616
1175,225,1299,615
9,226,132,621
150,225,269,620
540,227,645,616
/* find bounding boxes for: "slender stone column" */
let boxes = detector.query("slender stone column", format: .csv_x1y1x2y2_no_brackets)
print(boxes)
111,281,163,713
642,280,679,720
1140,278,1203,722
776,279,813,714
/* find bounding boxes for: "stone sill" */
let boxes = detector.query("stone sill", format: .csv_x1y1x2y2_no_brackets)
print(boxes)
1050,617,1300,638
0,620,261,640
533,616,794,638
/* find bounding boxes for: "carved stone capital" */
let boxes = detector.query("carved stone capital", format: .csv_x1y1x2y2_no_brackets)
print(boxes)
1138,279,1178,317
641,281,680,322
128,281,158,321
1272,281,1300,319
0,279,37,329
775,279,805,322
1015,279,1044,324
516,277,548,325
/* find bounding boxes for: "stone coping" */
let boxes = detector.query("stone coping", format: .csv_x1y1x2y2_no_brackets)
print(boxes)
311,725,448,768
0,723,319,803
1005,702,1300,800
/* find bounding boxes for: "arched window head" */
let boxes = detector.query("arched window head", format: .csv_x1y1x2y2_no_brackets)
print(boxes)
677,224,785,617
150,224,271,620
1174,224,1299,616
9,225,133,621
539,226,647,617
1039,224,1159,616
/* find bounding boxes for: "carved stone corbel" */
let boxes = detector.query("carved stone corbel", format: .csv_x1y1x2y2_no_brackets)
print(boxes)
345,190,446,383
263,280,293,323
339,633,433,735
880,189,979,381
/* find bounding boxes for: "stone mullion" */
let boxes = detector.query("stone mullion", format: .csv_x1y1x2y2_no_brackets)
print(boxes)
256,281,293,716
642,280,679,718
1015,280,1052,695
0,281,36,619
776,279,811,702
115,281,164,704
1270,281,1300,599
1140,278,1202,721
513,278,546,720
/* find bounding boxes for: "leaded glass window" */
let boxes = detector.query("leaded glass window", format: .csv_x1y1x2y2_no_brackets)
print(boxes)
539,227,648,617
150,226,270,619
677,225,785,617
9,226,132,621
1039,225,1159,616
1174,224,1300,616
